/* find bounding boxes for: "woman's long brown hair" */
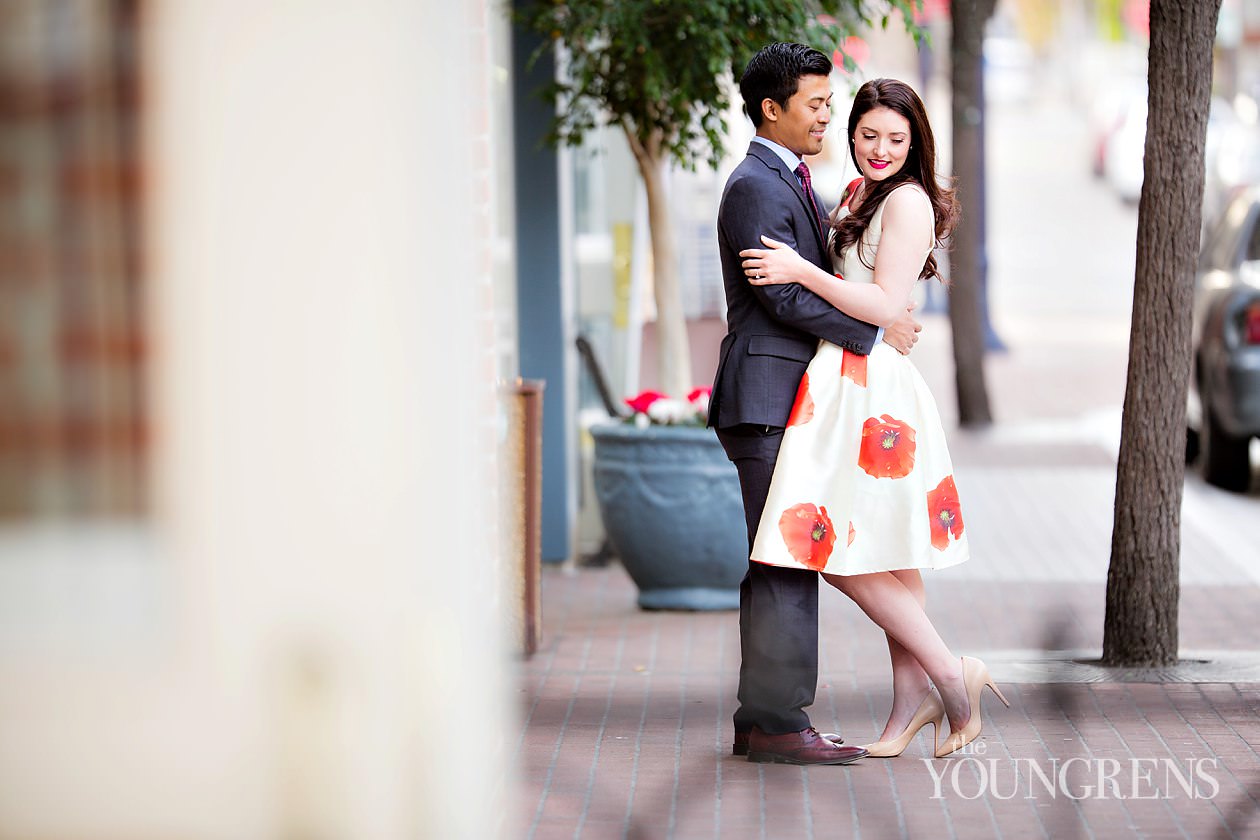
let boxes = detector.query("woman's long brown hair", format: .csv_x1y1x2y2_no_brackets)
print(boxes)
831,78,958,283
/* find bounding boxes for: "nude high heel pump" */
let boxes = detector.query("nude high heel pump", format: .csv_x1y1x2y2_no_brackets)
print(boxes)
862,689,947,758
934,656,1010,759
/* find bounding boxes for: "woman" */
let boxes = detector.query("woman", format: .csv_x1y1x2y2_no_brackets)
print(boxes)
738,78,1006,759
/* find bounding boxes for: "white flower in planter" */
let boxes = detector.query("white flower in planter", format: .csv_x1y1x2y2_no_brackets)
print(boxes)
687,387,711,421
646,398,695,425
623,387,711,427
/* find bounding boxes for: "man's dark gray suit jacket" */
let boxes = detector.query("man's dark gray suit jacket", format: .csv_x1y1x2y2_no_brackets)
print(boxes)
709,142,879,430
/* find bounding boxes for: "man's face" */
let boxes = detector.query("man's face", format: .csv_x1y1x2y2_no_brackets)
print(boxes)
762,73,832,157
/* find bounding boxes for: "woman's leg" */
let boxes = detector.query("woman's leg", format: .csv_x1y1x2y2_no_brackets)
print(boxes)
822,569,970,730
874,570,933,740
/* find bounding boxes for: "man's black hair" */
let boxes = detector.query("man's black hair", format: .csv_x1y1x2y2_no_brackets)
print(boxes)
739,42,833,128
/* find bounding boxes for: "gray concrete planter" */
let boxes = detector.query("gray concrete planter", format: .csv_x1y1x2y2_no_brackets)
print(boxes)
590,423,746,610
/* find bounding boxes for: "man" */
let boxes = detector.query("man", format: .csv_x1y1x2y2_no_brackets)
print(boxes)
709,42,921,766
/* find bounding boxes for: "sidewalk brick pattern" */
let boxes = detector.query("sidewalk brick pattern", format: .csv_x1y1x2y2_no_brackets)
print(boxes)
517,569,1260,839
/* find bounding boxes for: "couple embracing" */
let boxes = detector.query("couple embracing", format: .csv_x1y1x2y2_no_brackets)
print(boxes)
709,43,1007,766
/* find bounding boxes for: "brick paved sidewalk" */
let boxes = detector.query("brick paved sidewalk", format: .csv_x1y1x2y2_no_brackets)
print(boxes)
516,566,1260,839
515,310,1260,837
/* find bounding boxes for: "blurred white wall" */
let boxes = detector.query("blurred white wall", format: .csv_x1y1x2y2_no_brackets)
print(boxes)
0,2,512,838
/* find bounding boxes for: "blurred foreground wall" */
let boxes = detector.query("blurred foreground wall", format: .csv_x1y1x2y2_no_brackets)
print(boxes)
0,1,513,837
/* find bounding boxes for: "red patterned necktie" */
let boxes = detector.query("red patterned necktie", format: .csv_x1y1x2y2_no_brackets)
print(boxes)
795,162,823,233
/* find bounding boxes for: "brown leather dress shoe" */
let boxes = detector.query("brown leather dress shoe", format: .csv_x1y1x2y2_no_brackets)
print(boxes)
733,729,843,756
746,727,867,765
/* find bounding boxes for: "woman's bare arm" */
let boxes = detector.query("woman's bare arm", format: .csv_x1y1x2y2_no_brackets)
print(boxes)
740,187,932,328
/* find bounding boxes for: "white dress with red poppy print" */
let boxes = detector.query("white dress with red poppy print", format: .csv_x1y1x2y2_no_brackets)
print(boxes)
751,182,968,576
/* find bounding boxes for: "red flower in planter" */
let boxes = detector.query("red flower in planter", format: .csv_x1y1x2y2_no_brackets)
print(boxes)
841,350,867,387
778,503,837,571
625,390,668,414
858,414,916,478
686,386,711,403
787,372,815,427
927,475,964,550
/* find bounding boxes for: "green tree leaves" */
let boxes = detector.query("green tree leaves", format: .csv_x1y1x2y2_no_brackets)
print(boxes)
516,0,923,169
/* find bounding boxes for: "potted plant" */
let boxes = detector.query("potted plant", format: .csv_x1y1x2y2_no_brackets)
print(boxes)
590,388,750,609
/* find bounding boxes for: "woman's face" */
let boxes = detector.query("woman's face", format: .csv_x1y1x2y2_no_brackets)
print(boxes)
852,106,912,182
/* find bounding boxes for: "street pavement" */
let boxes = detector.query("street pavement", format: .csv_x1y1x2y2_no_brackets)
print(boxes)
514,79,1260,839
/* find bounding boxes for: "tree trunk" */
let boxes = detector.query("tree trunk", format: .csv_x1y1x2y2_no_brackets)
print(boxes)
1103,0,1222,667
948,0,996,427
626,128,692,400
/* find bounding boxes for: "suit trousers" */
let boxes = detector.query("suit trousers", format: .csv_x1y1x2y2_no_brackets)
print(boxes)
716,424,819,736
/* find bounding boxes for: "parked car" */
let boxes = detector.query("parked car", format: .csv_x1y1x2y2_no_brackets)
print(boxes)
1099,93,1241,208
1088,82,1142,179
1202,106,1260,234
1188,187,1260,491
1102,92,1147,203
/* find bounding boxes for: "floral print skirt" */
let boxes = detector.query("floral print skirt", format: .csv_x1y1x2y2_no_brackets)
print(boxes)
751,341,968,576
